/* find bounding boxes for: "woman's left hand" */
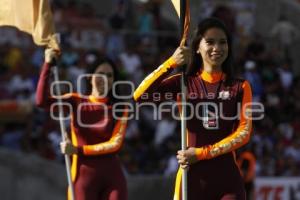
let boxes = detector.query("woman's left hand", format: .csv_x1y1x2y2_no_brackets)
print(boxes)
60,140,78,155
177,147,198,169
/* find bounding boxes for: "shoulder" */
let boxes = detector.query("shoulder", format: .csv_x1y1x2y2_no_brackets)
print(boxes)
62,92,80,97
226,77,250,89
225,78,251,97
61,93,82,100
162,73,181,83
231,77,245,85
233,79,251,91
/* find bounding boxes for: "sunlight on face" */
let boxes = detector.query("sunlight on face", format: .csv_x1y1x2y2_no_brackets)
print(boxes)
197,28,228,71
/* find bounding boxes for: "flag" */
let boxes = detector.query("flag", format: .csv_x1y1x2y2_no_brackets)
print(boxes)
170,0,190,47
0,0,60,50
171,0,181,17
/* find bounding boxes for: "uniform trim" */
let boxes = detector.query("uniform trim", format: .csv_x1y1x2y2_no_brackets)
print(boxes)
237,151,256,182
69,115,78,200
173,168,182,200
195,81,252,160
82,106,128,155
133,57,177,101
200,70,225,83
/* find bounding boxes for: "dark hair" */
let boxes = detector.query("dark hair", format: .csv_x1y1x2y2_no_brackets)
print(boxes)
86,57,122,104
187,17,234,84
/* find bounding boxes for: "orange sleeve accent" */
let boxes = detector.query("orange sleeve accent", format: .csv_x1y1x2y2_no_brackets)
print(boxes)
133,57,177,101
82,107,128,156
237,151,256,182
195,81,252,160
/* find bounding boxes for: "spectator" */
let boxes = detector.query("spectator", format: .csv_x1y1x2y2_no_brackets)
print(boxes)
119,44,143,85
271,15,299,60
0,1,300,178
154,115,176,147
277,59,294,91
244,60,263,101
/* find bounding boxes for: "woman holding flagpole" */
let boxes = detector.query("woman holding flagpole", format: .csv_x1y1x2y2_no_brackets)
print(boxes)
36,49,128,200
134,18,252,200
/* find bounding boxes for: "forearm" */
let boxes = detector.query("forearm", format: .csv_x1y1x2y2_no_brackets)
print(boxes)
195,120,252,160
36,62,52,107
78,135,124,156
133,57,177,102
77,108,128,156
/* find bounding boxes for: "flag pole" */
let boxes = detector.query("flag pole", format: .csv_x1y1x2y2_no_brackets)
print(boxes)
52,41,75,200
52,67,75,200
180,0,188,200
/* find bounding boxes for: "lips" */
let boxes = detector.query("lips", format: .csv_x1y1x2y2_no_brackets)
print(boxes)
210,54,223,59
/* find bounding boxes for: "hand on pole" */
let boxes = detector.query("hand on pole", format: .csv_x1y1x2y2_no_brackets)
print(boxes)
171,46,190,67
60,138,78,155
177,147,198,169
45,48,60,64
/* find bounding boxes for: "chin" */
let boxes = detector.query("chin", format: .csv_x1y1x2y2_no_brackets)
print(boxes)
96,88,105,94
210,63,221,68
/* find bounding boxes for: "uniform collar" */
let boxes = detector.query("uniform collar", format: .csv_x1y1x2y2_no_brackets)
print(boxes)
200,70,225,83
88,95,108,103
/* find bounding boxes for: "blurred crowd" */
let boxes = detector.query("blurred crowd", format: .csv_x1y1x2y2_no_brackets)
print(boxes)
0,0,300,177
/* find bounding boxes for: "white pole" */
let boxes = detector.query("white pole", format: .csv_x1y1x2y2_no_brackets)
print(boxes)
180,73,188,200
180,0,188,199
52,66,75,200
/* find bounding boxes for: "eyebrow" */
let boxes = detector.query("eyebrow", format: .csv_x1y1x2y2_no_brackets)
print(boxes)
204,37,227,41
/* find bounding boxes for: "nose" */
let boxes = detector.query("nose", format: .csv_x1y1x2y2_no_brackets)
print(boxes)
212,43,222,51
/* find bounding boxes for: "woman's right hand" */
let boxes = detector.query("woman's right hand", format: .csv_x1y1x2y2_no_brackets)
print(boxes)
60,139,78,155
171,46,190,67
45,48,59,64
177,147,198,169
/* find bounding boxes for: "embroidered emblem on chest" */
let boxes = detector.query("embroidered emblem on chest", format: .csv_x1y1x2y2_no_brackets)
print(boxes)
218,90,230,100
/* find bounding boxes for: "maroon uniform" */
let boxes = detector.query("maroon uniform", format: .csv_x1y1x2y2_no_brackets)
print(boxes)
36,63,128,200
134,57,252,200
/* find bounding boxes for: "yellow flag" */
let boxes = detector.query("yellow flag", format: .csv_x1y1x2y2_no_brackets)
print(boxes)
170,0,190,46
0,0,60,50
171,0,181,17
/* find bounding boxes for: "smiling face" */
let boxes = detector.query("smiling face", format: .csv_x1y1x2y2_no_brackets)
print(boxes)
90,63,114,96
197,27,228,72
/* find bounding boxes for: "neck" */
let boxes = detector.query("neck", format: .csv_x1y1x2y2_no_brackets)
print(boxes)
200,68,224,83
91,89,103,98
203,65,222,74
